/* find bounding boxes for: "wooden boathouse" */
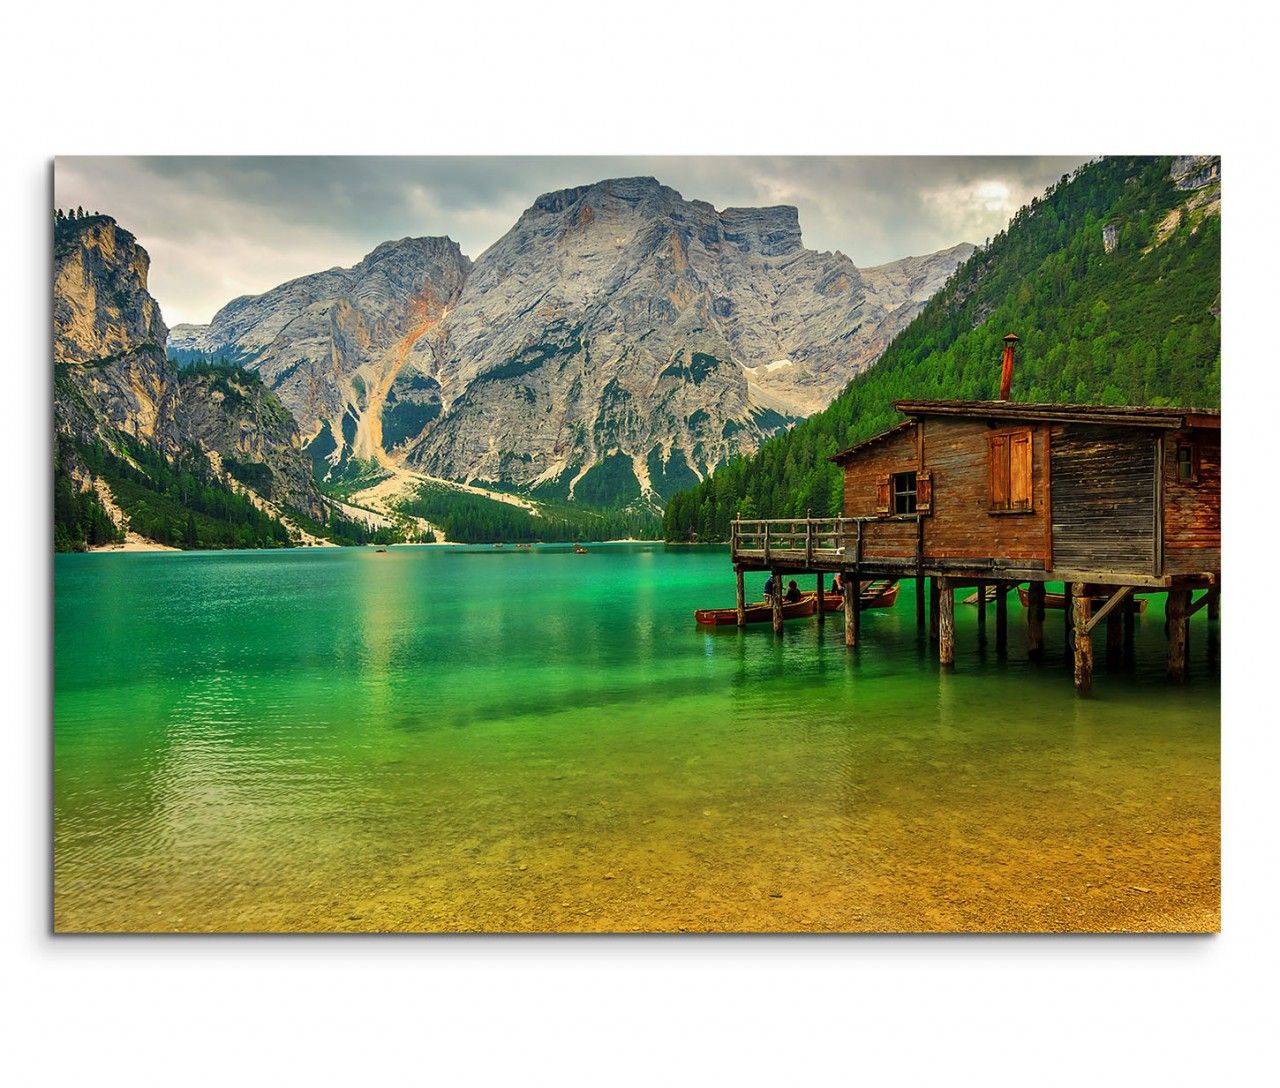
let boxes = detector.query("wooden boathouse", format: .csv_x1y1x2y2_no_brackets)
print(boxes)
729,340,1220,693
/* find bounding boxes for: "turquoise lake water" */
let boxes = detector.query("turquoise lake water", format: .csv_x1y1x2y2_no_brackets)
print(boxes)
53,543,1219,932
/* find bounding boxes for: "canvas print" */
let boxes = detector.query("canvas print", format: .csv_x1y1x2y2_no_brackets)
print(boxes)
52,156,1221,932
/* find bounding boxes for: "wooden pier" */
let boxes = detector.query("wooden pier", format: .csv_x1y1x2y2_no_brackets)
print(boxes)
723,385,1219,694
730,516,1218,690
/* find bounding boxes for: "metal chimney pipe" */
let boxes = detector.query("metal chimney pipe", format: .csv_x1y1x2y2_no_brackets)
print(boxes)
999,333,1019,400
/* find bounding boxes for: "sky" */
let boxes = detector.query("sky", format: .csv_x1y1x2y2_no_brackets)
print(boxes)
55,156,1089,326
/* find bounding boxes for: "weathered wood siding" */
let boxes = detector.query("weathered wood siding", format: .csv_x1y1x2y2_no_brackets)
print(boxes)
920,419,1050,564
840,424,919,558
1050,424,1156,575
838,412,1219,582
1163,428,1221,574
841,418,1051,566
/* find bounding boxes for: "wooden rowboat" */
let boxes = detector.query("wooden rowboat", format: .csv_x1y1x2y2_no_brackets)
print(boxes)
695,595,817,626
695,581,898,626
819,580,900,611
1016,586,1148,614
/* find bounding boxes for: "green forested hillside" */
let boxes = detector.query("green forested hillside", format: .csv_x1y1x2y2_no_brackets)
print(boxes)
53,438,123,551
395,483,661,544
56,433,294,550
663,156,1220,542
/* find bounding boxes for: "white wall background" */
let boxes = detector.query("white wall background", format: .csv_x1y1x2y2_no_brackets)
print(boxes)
4,2,1275,1085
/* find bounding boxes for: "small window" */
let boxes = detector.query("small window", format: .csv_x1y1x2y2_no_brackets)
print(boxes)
989,428,1033,512
1176,444,1198,483
892,471,917,515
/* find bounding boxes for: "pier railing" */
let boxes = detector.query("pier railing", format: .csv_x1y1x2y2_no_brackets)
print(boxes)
730,516,923,569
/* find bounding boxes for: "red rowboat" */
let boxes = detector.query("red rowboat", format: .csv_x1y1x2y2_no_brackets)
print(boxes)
819,580,900,611
694,594,817,626
695,581,899,626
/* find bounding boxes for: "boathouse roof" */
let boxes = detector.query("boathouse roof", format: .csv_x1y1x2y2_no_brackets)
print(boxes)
828,420,915,465
893,399,1220,429
830,400,1220,464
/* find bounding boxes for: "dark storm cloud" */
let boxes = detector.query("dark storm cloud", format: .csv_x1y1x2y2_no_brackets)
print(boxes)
54,155,1089,325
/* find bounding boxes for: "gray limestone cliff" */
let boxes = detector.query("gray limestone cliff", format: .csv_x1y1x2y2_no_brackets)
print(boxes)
170,177,974,503
1170,155,1220,191
170,237,472,478
54,214,323,525
54,215,177,445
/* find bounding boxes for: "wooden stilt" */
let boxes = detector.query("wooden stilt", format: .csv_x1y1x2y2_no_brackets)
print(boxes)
995,583,1008,656
1184,591,1193,675
816,572,825,626
1063,582,1075,665
735,566,746,627
771,570,783,636
929,577,940,642
1027,582,1045,659
938,577,955,668
1106,603,1123,666
843,571,856,648
1122,595,1135,666
975,580,987,645
1167,586,1188,681
915,518,926,630
1072,581,1093,695
852,576,862,645
1206,586,1220,666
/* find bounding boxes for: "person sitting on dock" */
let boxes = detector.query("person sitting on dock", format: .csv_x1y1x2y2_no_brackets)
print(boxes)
785,579,801,603
763,574,776,601
831,572,843,598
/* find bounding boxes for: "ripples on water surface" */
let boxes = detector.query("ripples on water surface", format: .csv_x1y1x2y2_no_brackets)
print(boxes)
54,544,1219,932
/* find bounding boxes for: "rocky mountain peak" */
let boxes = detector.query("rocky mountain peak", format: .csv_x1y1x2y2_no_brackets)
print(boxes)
163,178,975,504
54,214,167,367
717,205,803,256
406,182,973,500
530,175,670,217
359,235,471,274
53,212,325,534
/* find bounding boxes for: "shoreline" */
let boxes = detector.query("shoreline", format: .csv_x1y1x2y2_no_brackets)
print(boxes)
87,535,178,554
66,537,673,555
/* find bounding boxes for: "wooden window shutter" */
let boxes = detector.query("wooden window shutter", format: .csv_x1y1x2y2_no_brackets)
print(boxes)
916,470,933,514
875,475,890,514
1009,430,1033,509
988,434,1010,510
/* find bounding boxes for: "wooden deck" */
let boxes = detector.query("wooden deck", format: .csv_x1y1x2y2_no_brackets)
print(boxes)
732,515,917,567
730,516,1212,588
726,516,1218,694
